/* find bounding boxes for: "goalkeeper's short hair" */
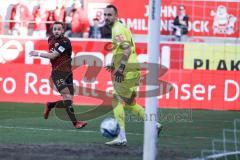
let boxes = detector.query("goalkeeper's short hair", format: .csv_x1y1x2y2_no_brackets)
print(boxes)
106,4,118,15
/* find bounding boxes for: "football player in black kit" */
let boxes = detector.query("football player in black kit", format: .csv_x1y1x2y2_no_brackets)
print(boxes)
30,21,87,129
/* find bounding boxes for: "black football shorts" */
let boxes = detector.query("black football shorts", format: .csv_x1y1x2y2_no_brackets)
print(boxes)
51,71,74,95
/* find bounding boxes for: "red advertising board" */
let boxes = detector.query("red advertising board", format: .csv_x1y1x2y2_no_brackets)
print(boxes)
0,37,183,69
158,69,240,110
0,64,239,110
0,37,239,110
86,0,240,37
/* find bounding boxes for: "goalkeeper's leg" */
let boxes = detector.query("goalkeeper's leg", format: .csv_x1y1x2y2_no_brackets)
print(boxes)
125,93,163,137
105,96,127,146
113,96,127,140
125,103,145,120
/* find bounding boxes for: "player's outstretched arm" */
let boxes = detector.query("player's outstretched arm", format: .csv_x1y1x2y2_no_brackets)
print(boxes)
119,42,131,65
29,49,60,60
113,42,132,83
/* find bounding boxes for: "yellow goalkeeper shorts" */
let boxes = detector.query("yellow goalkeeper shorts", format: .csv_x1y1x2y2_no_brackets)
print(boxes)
113,76,140,101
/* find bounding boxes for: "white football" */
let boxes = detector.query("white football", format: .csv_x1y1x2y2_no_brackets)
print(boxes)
100,118,120,138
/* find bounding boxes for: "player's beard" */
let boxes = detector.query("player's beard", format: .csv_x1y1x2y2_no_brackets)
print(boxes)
54,33,63,39
105,19,114,27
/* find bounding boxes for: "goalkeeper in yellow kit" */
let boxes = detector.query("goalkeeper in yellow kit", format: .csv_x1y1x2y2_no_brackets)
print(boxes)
104,5,162,146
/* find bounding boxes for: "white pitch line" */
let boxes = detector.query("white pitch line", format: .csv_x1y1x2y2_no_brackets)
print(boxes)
190,151,240,160
0,110,235,124
0,125,144,136
206,151,240,159
161,135,211,140
0,125,95,133
0,125,212,140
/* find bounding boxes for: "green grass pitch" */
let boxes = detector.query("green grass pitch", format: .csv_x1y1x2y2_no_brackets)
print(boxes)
0,102,239,160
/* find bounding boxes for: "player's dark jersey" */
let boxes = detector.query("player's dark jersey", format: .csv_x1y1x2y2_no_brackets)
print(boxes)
48,35,72,72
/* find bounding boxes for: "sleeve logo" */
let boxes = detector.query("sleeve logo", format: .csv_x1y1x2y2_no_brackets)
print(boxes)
58,46,65,53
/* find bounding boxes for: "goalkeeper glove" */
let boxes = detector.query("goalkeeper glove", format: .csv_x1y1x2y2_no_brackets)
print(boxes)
105,65,115,73
114,64,125,83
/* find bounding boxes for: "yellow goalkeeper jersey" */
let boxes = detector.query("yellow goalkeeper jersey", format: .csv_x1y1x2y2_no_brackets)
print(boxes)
111,21,140,80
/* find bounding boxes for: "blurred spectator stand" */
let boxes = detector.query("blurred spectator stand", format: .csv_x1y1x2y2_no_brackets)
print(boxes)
89,18,101,39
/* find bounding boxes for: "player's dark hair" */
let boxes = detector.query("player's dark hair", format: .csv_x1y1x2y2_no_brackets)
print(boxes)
106,4,118,15
53,21,65,29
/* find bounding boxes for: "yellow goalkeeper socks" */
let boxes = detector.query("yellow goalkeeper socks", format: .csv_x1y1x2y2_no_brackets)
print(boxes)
112,99,126,131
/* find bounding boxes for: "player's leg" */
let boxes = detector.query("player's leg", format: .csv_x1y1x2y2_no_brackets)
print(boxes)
125,102,145,120
45,71,87,128
113,95,126,139
51,86,87,129
105,80,128,145
105,78,141,146
60,87,77,124
44,71,69,119
117,78,145,119
105,95,127,146
60,73,87,129
60,73,78,126
125,98,163,137
44,87,75,121
124,91,145,120
125,78,163,137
